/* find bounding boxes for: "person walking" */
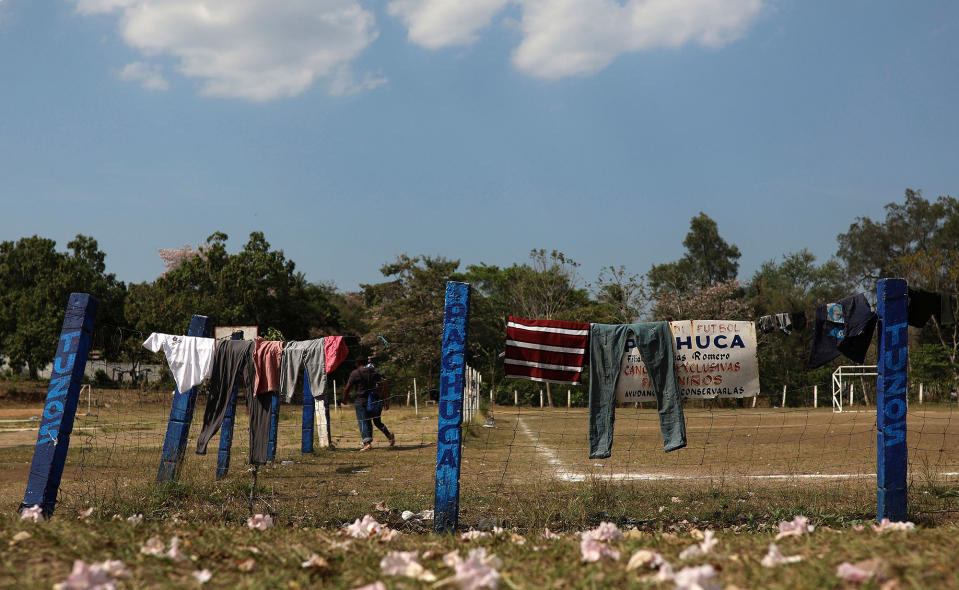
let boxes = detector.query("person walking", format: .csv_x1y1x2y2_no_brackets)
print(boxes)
343,358,395,451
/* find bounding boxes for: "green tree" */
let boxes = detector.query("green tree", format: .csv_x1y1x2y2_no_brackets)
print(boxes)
465,250,592,406
653,280,751,322
593,265,648,323
748,250,852,394
126,232,339,339
837,189,959,387
0,235,125,377
361,255,463,391
837,189,958,285
648,212,741,294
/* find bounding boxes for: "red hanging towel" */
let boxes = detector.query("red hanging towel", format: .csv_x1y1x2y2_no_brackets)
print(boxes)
324,335,349,374
504,316,589,384
253,337,283,394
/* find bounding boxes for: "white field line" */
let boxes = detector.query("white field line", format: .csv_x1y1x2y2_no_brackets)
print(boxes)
515,418,582,480
514,418,959,483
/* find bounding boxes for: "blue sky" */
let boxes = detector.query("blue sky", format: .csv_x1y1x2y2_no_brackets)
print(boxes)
1,1,957,292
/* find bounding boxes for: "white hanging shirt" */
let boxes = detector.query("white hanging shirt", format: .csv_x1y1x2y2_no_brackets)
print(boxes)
142,333,216,393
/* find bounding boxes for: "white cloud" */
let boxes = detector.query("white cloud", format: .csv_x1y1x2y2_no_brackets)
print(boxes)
74,0,382,101
327,65,388,96
118,61,169,90
75,0,135,14
388,0,764,79
388,0,511,49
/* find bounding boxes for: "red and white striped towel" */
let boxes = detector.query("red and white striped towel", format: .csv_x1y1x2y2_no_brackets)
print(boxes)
504,316,589,384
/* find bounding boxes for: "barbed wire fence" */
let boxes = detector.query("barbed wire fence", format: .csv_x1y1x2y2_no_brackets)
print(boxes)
2,319,958,530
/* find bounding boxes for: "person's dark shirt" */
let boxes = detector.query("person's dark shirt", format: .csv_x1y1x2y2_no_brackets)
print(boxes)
347,366,382,404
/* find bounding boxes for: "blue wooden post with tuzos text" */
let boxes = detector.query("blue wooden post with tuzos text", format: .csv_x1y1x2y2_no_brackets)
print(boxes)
434,281,471,533
216,331,243,479
302,368,315,454
22,293,99,518
876,278,908,521
157,315,213,483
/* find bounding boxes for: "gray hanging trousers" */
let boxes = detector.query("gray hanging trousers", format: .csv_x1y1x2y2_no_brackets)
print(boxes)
588,322,687,459
279,339,327,403
196,340,254,455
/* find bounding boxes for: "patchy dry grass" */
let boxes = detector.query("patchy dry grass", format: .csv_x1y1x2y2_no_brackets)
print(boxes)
1,388,958,587
3,511,959,589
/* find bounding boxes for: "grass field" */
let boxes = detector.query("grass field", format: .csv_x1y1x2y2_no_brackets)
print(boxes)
1,385,959,587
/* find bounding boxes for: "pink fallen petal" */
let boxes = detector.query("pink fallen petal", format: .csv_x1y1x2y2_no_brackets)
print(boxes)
247,514,274,531
836,562,873,583
344,515,382,539
872,518,916,533
679,530,717,560
775,515,815,540
452,548,502,590
673,564,721,590
379,528,401,542
760,543,803,568
126,514,143,525
460,530,490,541
192,569,212,584
380,550,437,581
20,505,44,522
349,583,387,590
301,554,330,571
580,537,620,562
53,559,129,590
581,522,623,542
77,508,95,520
166,536,186,561
140,537,165,556
54,560,114,590
655,562,675,582
541,528,562,540
98,561,130,579
444,550,462,568
626,549,665,571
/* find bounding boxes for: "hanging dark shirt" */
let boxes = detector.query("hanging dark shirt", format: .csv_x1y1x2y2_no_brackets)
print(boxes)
808,293,877,369
906,287,957,329
789,311,807,332
907,287,941,328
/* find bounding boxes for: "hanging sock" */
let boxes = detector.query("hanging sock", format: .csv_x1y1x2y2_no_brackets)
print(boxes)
775,313,793,334
757,315,776,334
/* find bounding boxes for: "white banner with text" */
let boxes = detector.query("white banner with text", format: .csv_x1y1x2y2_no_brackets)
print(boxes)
615,320,759,401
